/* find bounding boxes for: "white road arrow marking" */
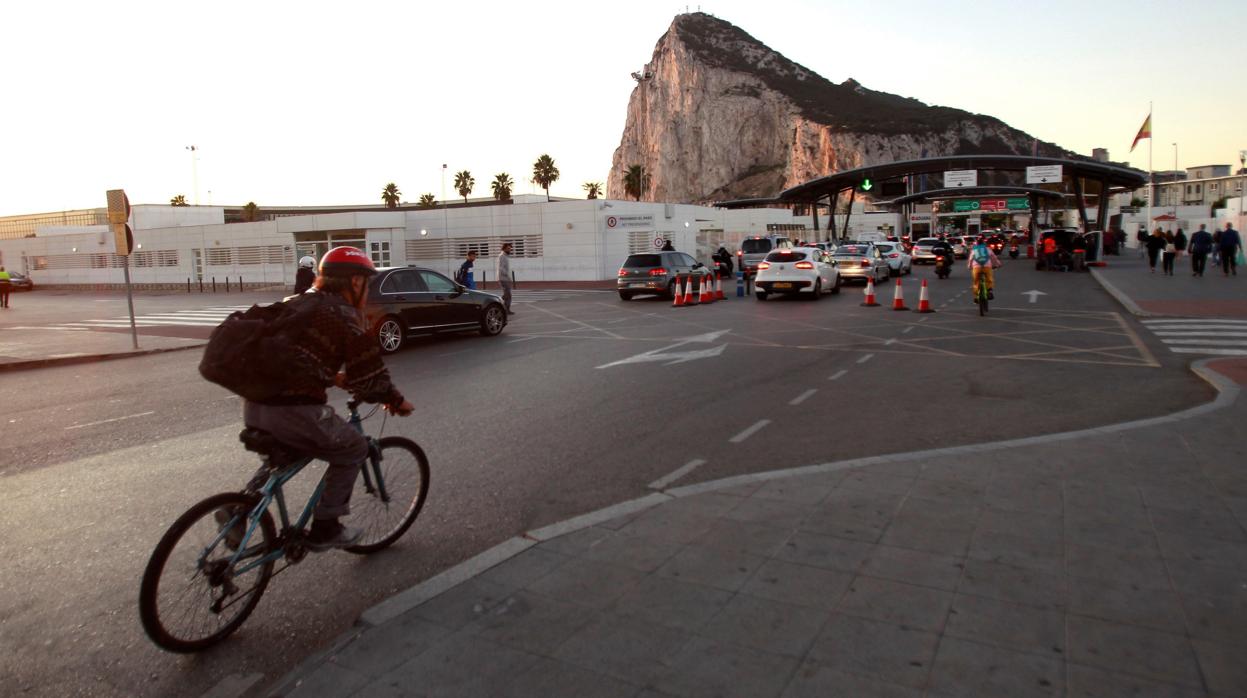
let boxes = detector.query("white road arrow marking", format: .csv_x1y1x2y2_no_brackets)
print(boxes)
1021,290,1048,304
596,330,730,369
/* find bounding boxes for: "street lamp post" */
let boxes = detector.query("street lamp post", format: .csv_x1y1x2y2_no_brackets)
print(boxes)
1239,150,1245,230
1172,143,1178,220
186,145,199,205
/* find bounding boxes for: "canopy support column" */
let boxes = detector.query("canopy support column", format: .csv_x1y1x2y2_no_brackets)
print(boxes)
1073,177,1090,231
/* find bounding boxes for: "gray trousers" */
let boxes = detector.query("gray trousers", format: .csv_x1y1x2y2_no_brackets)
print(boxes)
499,281,513,311
243,402,368,520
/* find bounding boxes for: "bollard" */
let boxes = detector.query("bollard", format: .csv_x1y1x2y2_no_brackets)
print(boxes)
199,279,204,292
212,277,216,293
187,278,191,293
225,277,230,292
239,276,243,291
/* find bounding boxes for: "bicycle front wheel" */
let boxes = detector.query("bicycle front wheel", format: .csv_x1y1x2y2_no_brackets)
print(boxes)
346,436,430,554
139,492,276,653
979,290,988,315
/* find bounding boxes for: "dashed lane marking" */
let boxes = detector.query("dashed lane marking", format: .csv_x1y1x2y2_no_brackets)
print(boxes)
857,354,875,364
729,419,770,444
829,370,848,381
789,389,818,406
65,411,156,430
648,459,707,490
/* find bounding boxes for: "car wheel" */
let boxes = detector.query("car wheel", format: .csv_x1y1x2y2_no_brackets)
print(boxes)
755,291,768,301
831,277,841,294
377,316,404,354
618,291,634,301
666,280,678,300
479,304,506,336
810,279,822,300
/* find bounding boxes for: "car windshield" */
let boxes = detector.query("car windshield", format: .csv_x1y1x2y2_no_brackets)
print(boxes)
916,239,940,246
623,254,662,268
834,245,870,256
876,244,894,253
765,250,807,262
741,239,774,254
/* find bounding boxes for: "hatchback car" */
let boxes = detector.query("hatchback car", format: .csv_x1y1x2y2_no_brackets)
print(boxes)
616,251,711,300
754,247,841,300
367,266,508,353
831,244,890,285
911,237,943,264
875,242,912,276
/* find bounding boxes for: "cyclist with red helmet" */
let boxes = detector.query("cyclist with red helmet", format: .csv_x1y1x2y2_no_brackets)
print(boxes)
240,246,414,550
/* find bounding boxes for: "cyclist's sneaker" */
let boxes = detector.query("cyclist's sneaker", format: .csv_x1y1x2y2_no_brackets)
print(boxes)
213,508,245,551
306,519,362,551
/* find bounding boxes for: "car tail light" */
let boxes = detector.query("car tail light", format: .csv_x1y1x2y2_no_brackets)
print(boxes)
737,250,743,257
758,262,771,270
888,253,899,258
617,269,629,277
795,261,814,269
648,268,667,276
860,260,870,268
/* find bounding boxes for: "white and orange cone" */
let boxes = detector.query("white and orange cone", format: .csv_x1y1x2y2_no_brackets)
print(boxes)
682,275,697,305
698,275,711,304
914,278,935,313
714,274,726,300
891,278,908,311
672,275,685,307
861,277,880,307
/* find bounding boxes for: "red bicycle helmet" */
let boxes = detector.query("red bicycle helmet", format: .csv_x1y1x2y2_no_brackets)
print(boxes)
318,246,376,277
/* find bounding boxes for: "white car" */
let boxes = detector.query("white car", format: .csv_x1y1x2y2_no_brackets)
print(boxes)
754,247,841,300
875,242,912,276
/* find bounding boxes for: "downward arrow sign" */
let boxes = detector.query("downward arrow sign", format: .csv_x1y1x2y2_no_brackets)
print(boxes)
1021,290,1048,304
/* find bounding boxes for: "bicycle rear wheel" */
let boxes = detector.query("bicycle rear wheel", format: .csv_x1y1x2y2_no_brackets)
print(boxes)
345,436,430,554
139,492,276,653
978,286,988,315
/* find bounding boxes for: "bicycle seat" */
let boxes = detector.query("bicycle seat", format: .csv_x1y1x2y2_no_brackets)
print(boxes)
238,428,304,466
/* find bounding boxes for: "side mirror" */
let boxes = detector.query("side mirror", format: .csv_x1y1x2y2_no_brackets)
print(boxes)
692,262,704,269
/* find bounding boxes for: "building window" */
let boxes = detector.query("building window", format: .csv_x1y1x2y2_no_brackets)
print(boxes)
1195,184,1201,195
369,241,391,266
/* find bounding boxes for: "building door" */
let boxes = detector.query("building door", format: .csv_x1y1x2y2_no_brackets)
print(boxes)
193,248,203,282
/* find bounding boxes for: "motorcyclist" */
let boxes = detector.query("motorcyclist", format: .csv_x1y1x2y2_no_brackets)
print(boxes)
294,255,317,295
713,247,734,277
932,235,955,273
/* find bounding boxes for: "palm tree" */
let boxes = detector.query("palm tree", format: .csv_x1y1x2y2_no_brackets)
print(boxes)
381,182,401,208
241,202,259,222
531,154,560,202
453,170,475,203
170,194,188,206
622,165,651,201
583,182,603,200
491,173,514,201
417,194,437,209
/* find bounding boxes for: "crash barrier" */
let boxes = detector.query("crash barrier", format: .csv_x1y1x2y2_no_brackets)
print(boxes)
861,277,880,307
891,278,909,311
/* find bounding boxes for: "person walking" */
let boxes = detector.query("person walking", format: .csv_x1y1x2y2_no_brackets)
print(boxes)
1220,223,1243,277
0,266,10,308
1161,231,1177,276
456,250,477,289
1145,228,1167,273
1189,224,1214,277
1174,227,1187,261
496,242,515,314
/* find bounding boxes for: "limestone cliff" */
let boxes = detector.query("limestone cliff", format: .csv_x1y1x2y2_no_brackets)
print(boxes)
608,13,1068,203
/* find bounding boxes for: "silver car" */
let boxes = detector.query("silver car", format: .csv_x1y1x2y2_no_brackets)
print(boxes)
831,243,890,285
875,242,912,276
911,237,943,264
617,251,711,300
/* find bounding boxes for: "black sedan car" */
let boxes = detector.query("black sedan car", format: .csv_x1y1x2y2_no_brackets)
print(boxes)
366,265,507,353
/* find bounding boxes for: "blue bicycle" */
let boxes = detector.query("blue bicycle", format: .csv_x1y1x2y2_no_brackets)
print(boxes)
139,400,429,653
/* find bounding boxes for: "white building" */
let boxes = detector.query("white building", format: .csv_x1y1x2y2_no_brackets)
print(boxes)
0,198,899,288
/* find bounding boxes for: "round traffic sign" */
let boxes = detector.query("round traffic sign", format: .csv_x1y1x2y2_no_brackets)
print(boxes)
653,237,667,249
606,216,618,228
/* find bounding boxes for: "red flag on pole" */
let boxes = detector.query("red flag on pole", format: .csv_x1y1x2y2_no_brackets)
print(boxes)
1130,114,1152,152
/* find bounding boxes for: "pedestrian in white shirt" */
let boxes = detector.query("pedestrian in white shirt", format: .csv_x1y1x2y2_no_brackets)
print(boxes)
496,242,514,315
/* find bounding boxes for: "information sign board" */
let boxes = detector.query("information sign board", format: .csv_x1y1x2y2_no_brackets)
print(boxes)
1026,165,1062,184
944,170,978,188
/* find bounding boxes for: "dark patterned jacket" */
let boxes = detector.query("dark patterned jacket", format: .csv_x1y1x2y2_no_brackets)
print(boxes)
266,291,404,407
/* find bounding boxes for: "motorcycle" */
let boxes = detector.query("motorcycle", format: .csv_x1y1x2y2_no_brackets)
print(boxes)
1008,244,1019,259
935,254,952,279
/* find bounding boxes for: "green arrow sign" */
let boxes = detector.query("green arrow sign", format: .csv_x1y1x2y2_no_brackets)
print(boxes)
860,178,873,191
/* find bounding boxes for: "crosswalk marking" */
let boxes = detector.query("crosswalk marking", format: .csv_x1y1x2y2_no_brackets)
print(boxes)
508,289,614,303
1141,318,1247,356
42,306,247,330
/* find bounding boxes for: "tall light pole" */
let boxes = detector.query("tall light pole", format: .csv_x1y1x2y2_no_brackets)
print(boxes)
1172,142,1178,220
1239,150,1245,230
186,145,199,205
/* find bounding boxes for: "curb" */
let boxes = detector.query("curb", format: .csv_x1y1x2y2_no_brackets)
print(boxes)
260,361,1240,698
1088,266,1156,318
0,342,206,373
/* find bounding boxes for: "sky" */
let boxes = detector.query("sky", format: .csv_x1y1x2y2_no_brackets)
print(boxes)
2,0,1244,217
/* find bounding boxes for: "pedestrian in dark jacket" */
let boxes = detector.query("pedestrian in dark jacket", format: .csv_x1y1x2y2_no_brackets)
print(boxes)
456,251,477,289
1189,224,1214,276
1145,228,1167,273
1220,223,1243,276
1161,231,1177,276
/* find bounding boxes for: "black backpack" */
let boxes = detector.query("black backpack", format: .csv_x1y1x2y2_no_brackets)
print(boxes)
198,299,313,402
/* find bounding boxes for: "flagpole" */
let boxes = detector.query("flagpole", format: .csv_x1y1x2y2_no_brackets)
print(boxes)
1146,102,1153,239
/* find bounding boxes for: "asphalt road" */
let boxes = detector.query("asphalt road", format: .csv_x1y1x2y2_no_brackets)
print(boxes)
0,260,1213,697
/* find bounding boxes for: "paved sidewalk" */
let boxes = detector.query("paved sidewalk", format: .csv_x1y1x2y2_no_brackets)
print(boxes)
1091,253,1247,318
264,359,1247,698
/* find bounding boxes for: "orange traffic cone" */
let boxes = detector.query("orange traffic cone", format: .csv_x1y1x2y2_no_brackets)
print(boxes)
861,277,879,307
672,275,685,307
891,278,908,311
914,278,935,313
699,274,713,304
682,275,697,305
714,274,726,300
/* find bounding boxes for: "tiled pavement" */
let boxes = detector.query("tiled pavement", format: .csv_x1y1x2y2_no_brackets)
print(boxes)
270,361,1247,697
